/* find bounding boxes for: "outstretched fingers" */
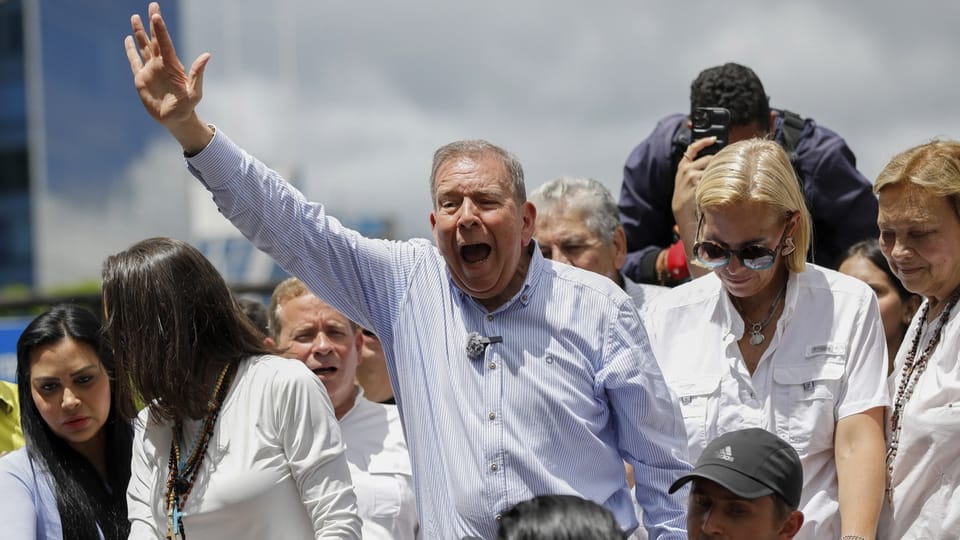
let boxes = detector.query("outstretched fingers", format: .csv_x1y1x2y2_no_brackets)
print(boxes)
151,9,180,68
187,53,211,101
130,14,154,62
124,35,144,75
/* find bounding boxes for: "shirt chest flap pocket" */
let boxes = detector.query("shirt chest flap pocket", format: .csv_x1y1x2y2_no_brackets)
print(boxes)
772,344,846,453
669,375,721,455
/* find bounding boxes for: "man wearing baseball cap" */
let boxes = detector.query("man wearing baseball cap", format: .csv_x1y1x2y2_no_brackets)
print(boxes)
670,428,805,540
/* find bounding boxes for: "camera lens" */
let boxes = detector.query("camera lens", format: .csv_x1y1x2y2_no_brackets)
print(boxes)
692,109,710,128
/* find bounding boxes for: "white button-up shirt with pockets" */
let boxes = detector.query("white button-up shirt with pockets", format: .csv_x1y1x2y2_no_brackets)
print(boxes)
642,265,888,540
880,298,960,539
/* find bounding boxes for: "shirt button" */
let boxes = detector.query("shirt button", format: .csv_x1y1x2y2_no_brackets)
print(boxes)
490,463,499,471
488,362,497,370
486,314,494,321
495,514,502,521
488,411,497,420
521,294,528,302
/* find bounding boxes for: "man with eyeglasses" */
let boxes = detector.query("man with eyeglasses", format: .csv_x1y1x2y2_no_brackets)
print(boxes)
641,138,888,540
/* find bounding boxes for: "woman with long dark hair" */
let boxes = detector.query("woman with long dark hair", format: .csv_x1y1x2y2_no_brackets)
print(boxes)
102,237,359,539
0,304,133,539
838,239,921,374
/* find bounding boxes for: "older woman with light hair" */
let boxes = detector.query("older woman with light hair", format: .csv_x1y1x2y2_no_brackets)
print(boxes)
643,138,888,540
874,140,960,539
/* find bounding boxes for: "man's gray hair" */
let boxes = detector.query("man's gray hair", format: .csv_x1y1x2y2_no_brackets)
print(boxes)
430,140,526,207
529,176,620,243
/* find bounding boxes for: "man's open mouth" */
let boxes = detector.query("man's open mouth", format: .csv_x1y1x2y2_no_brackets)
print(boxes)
460,243,492,263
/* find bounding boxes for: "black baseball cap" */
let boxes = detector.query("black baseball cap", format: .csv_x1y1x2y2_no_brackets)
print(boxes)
668,428,803,508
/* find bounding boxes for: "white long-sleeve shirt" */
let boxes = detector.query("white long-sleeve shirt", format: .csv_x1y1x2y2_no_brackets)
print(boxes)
643,267,888,540
880,299,960,539
341,389,418,540
127,355,360,539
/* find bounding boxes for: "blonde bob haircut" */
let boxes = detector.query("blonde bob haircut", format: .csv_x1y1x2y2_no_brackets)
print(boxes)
874,140,960,217
695,138,812,273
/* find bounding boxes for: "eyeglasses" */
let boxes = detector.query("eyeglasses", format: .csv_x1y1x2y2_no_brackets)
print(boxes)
692,215,791,271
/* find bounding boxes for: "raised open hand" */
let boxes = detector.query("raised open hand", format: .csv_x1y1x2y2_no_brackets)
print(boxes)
125,2,213,152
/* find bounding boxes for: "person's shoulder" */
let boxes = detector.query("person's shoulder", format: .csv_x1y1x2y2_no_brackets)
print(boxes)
244,354,316,383
544,260,630,305
646,273,722,313
0,446,31,474
350,394,400,423
784,111,855,158
796,264,874,300
629,113,685,149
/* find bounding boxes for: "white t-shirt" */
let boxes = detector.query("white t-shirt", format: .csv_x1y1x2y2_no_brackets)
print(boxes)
880,299,960,539
643,265,888,540
127,355,360,539
341,389,418,540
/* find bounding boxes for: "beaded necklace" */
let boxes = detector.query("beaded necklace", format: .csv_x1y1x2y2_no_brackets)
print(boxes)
165,362,237,540
885,287,960,502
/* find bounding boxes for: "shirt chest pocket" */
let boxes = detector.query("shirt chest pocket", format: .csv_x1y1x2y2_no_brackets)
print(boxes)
772,355,845,454
670,375,721,462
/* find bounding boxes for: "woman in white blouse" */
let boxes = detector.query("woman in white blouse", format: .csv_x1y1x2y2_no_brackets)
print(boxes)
875,140,960,538
101,238,360,539
643,139,887,540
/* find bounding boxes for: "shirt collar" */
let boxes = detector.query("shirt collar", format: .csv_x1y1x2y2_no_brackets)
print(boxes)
454,241,540,312
717,270,798,334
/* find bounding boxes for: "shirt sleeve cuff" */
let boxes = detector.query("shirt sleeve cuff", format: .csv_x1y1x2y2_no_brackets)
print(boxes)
184,125,244,189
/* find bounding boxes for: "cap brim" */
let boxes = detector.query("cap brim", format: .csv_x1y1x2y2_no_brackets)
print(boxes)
669,463,776,500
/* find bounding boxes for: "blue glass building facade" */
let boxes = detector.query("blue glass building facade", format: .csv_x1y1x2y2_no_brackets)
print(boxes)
0,0,30,287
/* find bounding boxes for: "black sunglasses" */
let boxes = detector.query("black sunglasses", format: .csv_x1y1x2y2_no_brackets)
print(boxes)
692,215,791,271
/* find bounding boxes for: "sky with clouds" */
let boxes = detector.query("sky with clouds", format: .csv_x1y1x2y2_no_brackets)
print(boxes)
32,0,960,287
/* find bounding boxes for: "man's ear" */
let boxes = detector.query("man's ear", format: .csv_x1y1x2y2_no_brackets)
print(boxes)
612,226,627,271
265,336,277,348
353,328,364,362
778,510,804,539
520,201,537,247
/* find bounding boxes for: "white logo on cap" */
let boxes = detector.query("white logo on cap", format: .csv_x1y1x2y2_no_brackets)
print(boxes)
716,446,734,462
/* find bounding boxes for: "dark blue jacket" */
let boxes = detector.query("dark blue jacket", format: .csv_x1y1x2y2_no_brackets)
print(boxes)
618,110,879,284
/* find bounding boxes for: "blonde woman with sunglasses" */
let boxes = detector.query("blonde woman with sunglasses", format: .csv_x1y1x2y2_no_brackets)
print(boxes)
642,139,887,540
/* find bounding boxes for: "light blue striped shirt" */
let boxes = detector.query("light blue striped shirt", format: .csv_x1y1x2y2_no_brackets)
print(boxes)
186,129,691,539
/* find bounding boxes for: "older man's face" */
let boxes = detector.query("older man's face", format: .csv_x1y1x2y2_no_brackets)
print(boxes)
430,152,536,309
535,205,625,283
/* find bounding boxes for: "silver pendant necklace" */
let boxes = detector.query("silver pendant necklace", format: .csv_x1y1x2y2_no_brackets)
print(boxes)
735,285,786,346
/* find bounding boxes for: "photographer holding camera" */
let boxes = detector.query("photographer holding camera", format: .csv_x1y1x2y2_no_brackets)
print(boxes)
618,63,878,286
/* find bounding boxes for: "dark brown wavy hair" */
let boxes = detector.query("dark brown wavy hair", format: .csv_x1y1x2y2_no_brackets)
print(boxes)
101,237,272,421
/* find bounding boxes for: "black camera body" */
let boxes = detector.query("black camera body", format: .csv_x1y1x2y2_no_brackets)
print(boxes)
690,107,731,156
